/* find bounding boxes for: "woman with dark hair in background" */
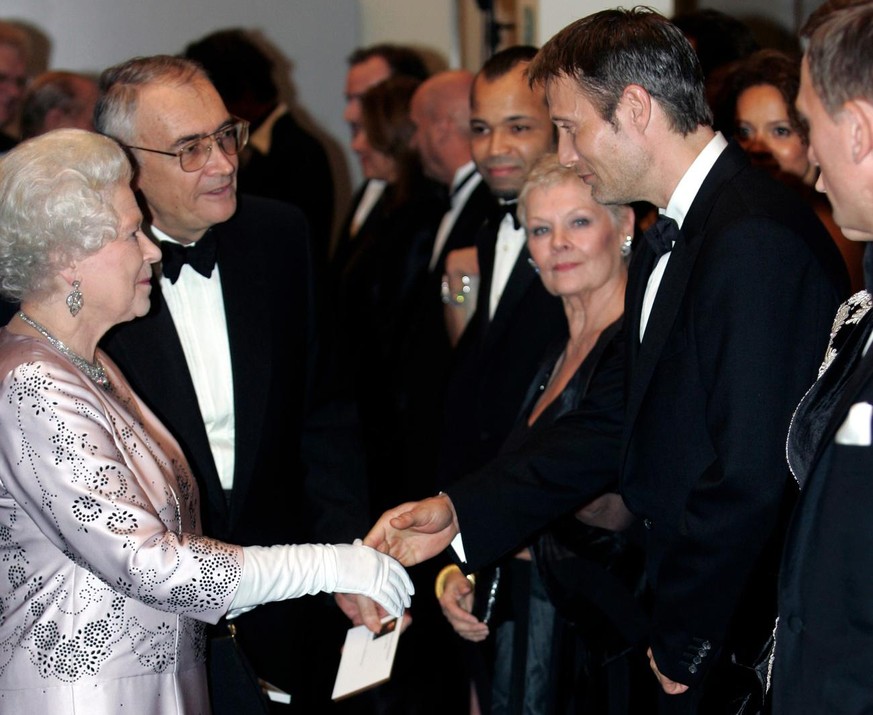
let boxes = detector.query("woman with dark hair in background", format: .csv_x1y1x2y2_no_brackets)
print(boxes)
718,48,865,291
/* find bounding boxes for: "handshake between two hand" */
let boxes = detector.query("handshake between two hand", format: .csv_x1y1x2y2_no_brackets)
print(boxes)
338,494,461,633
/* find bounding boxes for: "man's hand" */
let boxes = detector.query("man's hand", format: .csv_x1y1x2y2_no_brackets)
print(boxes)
438,567,489,642
363,495,460,566
647,647,690,695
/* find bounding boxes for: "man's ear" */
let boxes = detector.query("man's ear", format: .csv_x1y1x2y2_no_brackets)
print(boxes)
844,99,873,164
619,84,652,132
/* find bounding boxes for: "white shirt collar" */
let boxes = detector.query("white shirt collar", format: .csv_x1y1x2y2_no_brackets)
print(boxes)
664,132,728,228
150,225,178,244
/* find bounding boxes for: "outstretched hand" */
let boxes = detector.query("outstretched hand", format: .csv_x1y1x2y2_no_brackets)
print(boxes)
364,494,460,566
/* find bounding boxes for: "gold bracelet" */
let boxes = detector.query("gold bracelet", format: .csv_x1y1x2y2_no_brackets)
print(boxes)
434,563,476,599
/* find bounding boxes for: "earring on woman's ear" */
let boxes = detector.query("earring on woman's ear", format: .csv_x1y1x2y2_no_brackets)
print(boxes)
620,235,633,258
527,257,540,274
66,280,83,316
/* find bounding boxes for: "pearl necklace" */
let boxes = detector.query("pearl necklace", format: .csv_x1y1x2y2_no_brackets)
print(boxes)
17,311,110,389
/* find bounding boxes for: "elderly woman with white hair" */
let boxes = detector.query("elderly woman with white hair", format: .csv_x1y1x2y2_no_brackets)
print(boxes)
0,128,412,714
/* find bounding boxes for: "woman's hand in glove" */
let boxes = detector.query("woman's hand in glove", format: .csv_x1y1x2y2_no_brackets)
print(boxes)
333,539,414,617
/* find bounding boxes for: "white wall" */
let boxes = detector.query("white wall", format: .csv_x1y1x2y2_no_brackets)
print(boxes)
537,0,673,44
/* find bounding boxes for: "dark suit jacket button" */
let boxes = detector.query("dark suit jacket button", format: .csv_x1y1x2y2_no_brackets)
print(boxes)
788,615,803,633
644,518,653,529
688,664,698,674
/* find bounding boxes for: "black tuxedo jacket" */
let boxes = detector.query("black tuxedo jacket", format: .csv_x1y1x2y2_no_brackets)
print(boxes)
103,194,366,547
620,143,847,691
448,142,849,699
330,179,383,272
437,211,567,484
431,178,495,275
773,307,873,714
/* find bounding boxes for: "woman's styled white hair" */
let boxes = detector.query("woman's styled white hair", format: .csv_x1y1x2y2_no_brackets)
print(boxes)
0,128,133,300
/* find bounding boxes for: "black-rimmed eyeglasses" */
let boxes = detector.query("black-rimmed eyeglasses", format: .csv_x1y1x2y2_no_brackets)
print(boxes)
124,119,250,172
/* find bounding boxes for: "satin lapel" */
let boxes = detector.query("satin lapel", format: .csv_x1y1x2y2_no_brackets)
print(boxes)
212,223,272,527
482,246,538,357
624,235,701,436
625,245,656,367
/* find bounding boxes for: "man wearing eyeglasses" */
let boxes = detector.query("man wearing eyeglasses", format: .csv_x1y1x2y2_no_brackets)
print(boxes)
95,55,369,713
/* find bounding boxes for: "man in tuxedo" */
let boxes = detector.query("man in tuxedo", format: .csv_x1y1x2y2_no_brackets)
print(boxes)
771,5,873,713
94,55,368,711
364,9,849,714
435,46,566,486
184,29,336,272
410,69,493,276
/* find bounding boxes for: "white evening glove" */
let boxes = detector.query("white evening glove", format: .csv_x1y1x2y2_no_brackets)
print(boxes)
228,540,414,619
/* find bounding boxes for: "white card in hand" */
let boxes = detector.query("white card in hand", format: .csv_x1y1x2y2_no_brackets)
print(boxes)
331,614,402,700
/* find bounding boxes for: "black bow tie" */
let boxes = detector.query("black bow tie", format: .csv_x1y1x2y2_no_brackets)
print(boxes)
644,215,681,257
494,201,521,231
160,232,218,284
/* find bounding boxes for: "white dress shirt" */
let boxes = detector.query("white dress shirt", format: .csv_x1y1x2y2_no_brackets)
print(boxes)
154,226,236,491
488,205,526,320
640,133,729,341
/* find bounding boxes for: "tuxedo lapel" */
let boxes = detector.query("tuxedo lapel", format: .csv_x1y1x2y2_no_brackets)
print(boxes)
212,223,272,527
433,182,494,272
482,245,538,356
103,283,230,528
625,246,655,365
624,147,743,441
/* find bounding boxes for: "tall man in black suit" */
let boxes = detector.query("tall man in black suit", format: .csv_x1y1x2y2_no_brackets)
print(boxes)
435,46,566,486
772,5,873,713
363,9,849,714
94,55,368,712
